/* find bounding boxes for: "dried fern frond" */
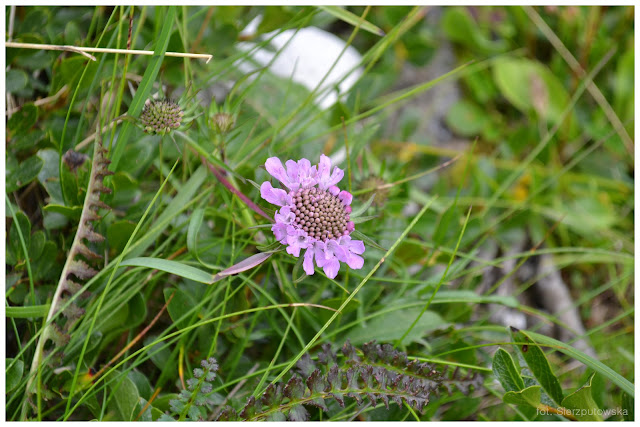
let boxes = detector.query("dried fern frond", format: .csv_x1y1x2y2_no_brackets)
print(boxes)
23,123,113,418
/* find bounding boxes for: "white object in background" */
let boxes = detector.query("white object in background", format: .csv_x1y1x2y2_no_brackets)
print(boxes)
237,16,364,110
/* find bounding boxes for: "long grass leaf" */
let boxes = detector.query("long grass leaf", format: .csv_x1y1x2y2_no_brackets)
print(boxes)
6,305,50,319
119,257,214,284
109,6,176,171
317,6,385,36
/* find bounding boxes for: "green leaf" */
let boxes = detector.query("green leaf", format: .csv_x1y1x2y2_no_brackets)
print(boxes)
492,348,525,393
6,358,25,393
186,207,205,257
442,7,507,54
109,6,176,171
350,214,378,224
492,57,575,133
6,304,50,318
37,148,64,203
613,45,634,123
64,20,82,45
188,405,204,420
7,210,31,266
318,297,360,324
31,240,58,281
350,229,387,251
136,398,154,421
29,230,46,260
509,328,564,406
109,171,141,207
20,8,50,33
256,6,299,34
255,240,283,253
106,220,137,254
445,100,488,137
52,55,96,95
60,165,79,206
431,290,519,308
7,103,38,135
43,204,83,221
318,6,385,36
11,129,46,153
144,337,174,377
266,411,287,421
84,393,102,418
128,370,153,401
119,257,214,284
621,392,633,421
97,300,129,334
291,252,306,284
503,385,541,408
345,307,447,345
562,197,617,235
164,287,197,329
493,58,534,113
561,373,602,421
6,69,29,92
524,330,634,398
350,193,376,218
125,292,148,330
287,404,309,421
432,203,458,247
6,155,44,193
86,331,104,354
109,372,141,421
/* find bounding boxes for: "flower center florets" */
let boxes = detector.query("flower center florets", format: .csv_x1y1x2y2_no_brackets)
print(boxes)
290,187,349,242
140,99,183,134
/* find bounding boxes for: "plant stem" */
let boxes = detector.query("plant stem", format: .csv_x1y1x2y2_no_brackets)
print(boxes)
5,41,213,63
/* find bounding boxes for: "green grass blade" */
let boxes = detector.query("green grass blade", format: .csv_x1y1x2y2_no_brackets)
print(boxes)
317,6,385,36
6,305,50,318
119,257,214,284
109,6,176,171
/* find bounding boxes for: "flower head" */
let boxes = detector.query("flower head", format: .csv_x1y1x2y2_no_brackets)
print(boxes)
261,154,365,279
140,99,184,135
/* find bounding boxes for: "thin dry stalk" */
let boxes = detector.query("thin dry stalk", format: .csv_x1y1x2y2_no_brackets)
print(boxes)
5,85,69,116
6,41,213,63
75,117,125,150
200,156,273,222
8,6,16,41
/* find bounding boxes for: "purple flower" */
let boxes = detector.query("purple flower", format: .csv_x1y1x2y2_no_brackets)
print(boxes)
261,154,365,279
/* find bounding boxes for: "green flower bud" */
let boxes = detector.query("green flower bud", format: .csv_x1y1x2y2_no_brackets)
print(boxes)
140,99,184,135
211,112,235,134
